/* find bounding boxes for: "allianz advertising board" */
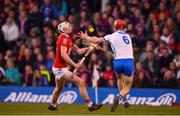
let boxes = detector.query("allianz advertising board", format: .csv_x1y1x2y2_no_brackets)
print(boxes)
0,87,179,106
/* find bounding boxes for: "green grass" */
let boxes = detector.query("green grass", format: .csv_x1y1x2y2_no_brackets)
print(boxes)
0,103,180,115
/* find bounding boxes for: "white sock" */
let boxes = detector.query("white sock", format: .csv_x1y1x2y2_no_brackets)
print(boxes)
87,101,93,107
51,102,57,107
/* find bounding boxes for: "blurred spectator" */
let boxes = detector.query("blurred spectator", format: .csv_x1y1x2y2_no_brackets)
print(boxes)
162,62,177,88
159,48,174,76
104,2,113,16
168,35,180,54
33,69,41,86
79,0,89,11
40,0,55,21
165,18,176,34
133,44,141,64
92,12,102,32
5,58,21,85
79,10,89,28
23,65,33,86
17,43,26,62
39,64,50,86
134,62,151,88
34,47,41,57
16,10,29,36
160,26,172,44
102,64,115,87
31,38,41,49
139,40,154,63
143,50,160,76
4,49,15,61
102,65,114,80
153,32,161,48
155,1,170,28
112,0,125,19
28,3,43,32
3,0,15,9
1,16,19,49
135,24,147,48
153,25,161,35
17,1,26,13
143,50,160,87
29,27,41,39
54,0,68,18
88,52,102,86
46,50,55,72
44,29,56,52
154,40,168,57
118,4,132,20
141,1,152,19
173,53,180,68
18,48,35,73
58,14,66,22
33,68,48,87
35,54,45,69
0,67,10,85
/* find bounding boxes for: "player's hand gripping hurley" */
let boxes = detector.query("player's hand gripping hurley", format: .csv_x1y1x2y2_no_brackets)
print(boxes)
82,40,115,58
78,31,115,58
73,46,94,74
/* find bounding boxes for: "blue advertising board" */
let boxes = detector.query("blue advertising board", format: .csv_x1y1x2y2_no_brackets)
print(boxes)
0,86,179,106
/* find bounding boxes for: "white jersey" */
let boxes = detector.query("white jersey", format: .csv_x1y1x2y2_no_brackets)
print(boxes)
103,30,134,59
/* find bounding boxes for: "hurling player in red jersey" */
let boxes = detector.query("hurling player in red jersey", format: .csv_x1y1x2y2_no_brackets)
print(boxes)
48,21,102,111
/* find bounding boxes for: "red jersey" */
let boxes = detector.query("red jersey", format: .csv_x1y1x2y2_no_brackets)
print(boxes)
53,33,73,68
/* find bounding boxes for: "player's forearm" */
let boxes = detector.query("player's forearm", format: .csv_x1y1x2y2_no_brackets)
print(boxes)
77,47,89,55
85,36,100,44
61,53,76,67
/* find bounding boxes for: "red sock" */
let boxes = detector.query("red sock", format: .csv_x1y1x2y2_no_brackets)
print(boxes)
85,99,90,104
85,99,93,107
52,100,57,105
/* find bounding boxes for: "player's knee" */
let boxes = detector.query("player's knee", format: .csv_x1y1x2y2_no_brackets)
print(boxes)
55,86,63,92
54,88,59,93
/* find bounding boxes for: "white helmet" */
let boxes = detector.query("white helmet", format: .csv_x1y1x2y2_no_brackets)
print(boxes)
57,21,72,33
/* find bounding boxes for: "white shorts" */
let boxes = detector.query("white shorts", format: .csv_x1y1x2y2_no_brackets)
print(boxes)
52,67,69,80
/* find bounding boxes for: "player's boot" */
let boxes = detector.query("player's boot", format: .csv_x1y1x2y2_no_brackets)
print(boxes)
48,104,57,111
123,97,130,108
124,101,130,108
88,103,103,111
111,96,120,112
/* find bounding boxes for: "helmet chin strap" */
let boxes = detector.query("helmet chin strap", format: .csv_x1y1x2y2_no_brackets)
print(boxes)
61,27,71,34
61,31,72,36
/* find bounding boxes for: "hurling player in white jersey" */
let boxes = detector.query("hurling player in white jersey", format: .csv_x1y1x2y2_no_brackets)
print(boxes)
78,19,134,112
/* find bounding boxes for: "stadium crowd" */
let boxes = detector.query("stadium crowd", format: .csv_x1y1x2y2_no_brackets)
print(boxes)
0,0,179,88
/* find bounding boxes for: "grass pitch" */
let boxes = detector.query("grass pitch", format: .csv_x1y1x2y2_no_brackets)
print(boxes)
0,103,180,115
